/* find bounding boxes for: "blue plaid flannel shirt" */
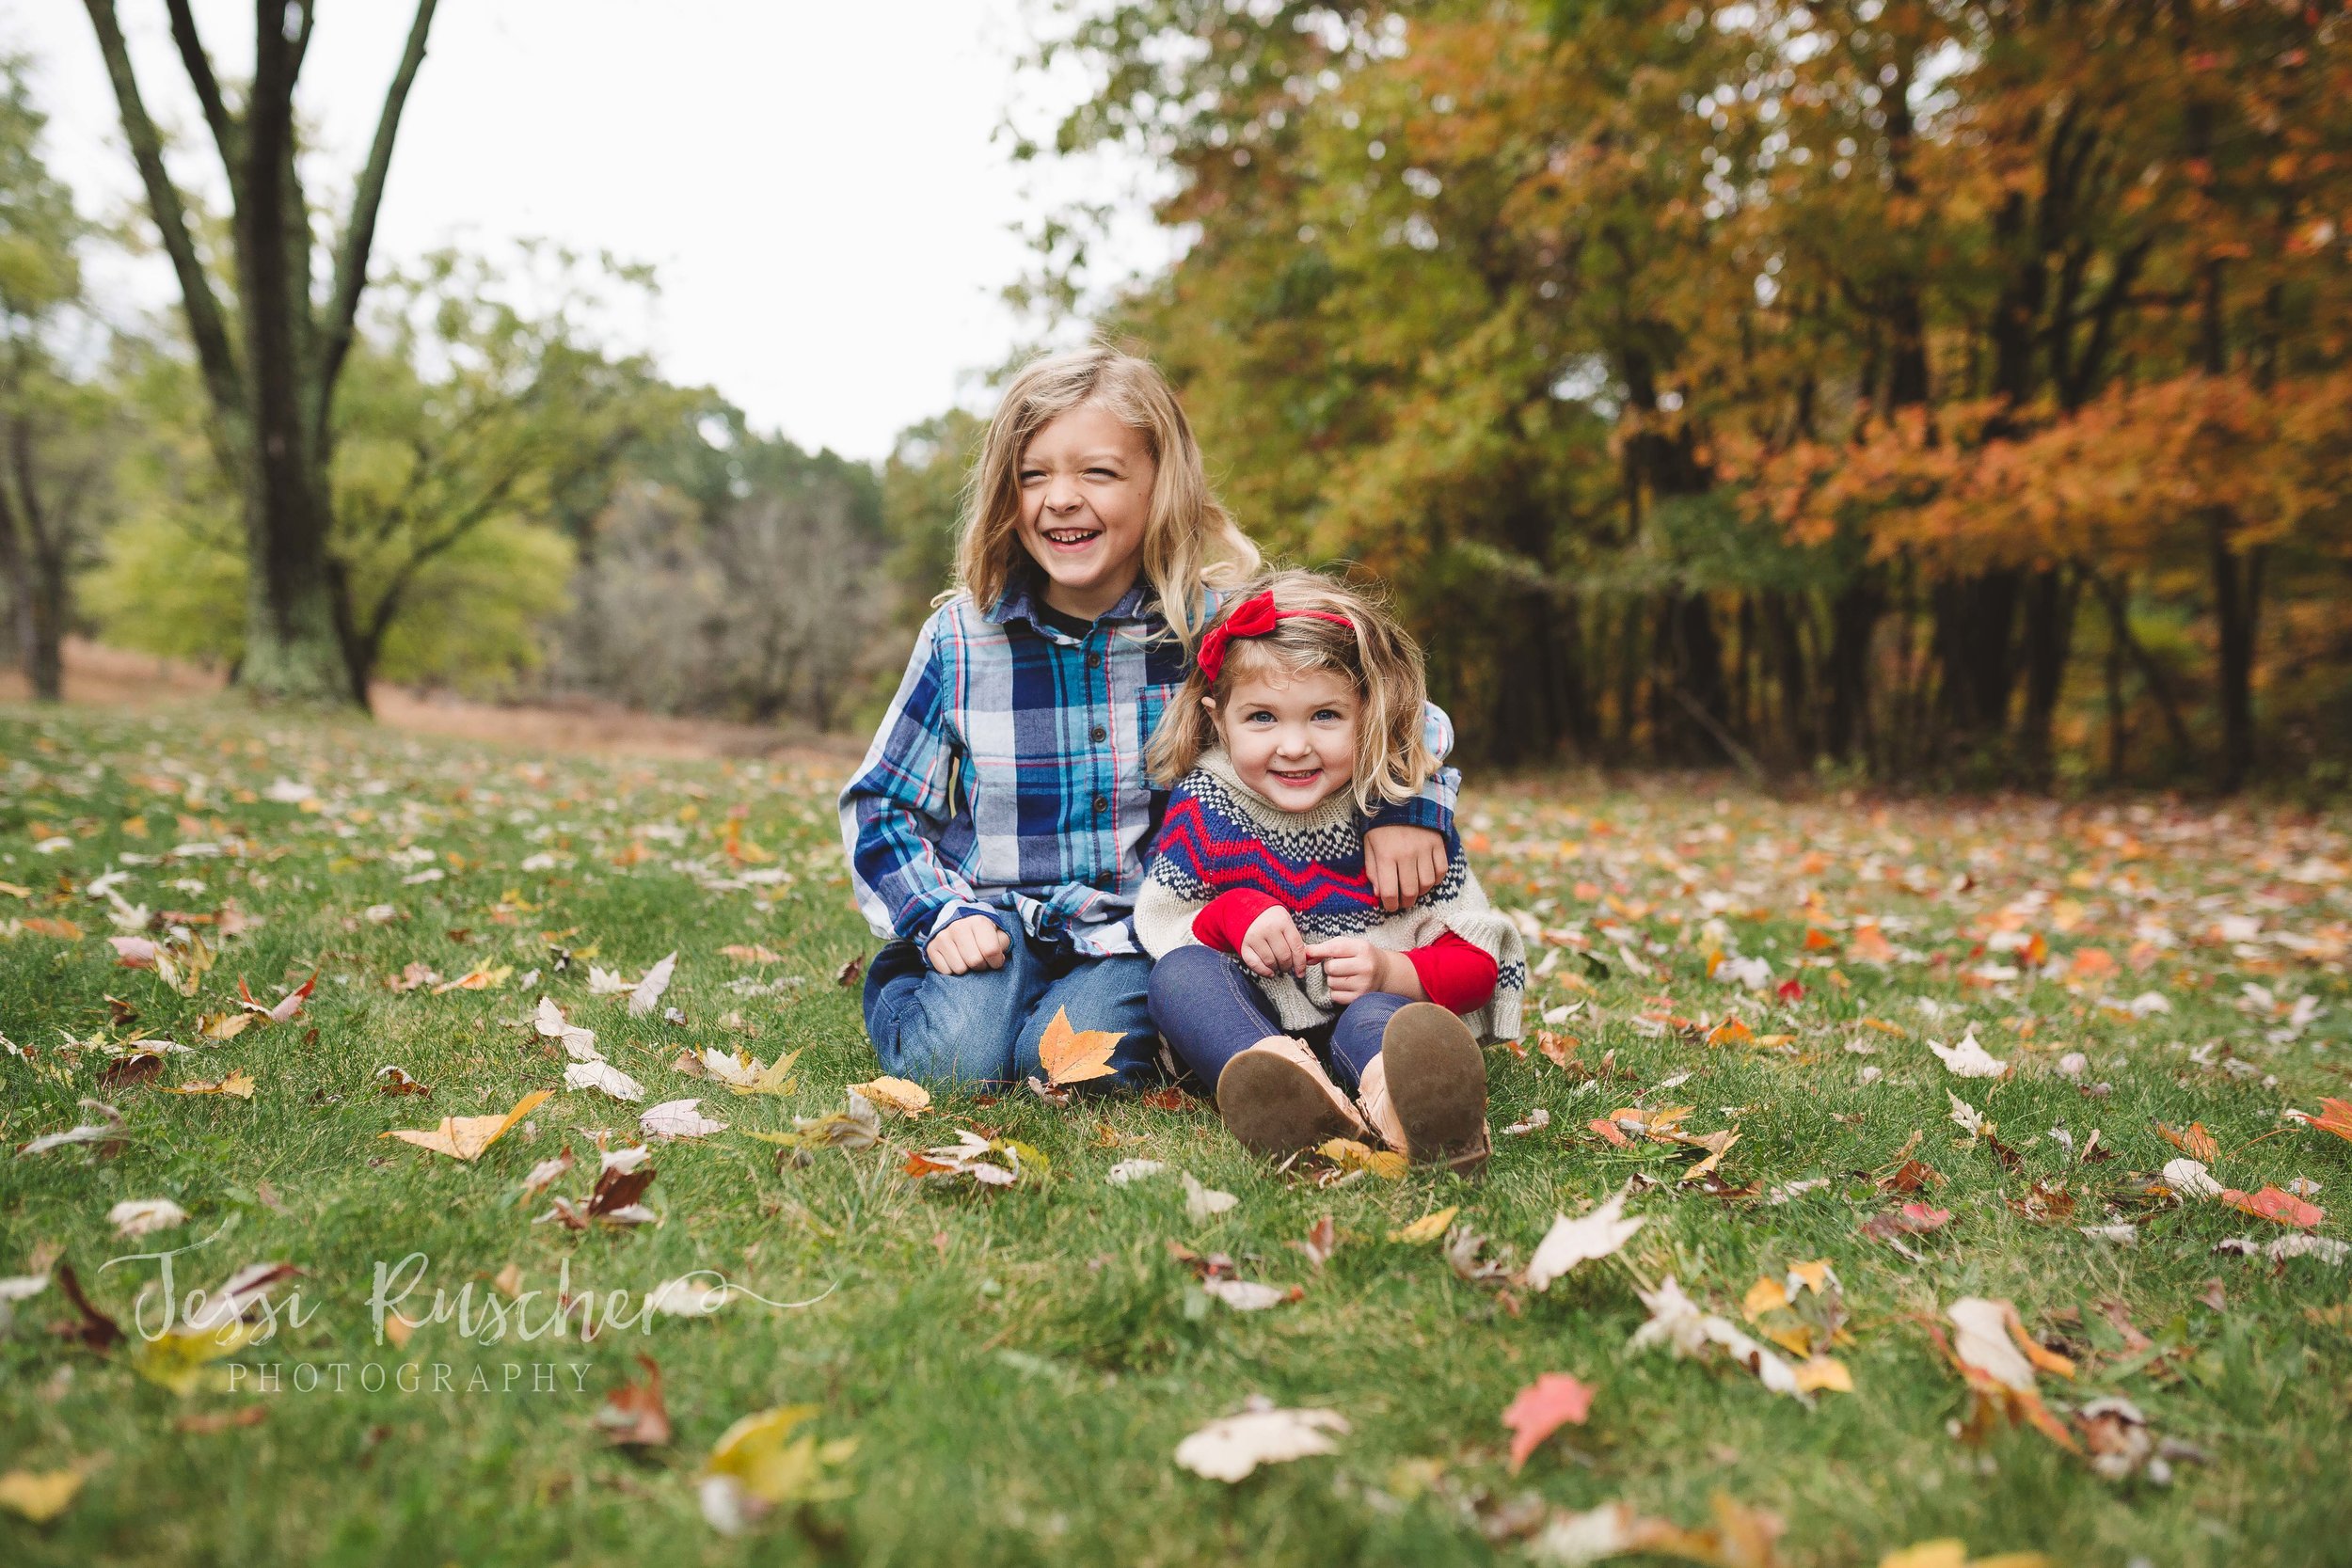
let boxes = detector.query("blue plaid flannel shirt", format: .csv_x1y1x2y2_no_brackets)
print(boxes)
840,571,1460,962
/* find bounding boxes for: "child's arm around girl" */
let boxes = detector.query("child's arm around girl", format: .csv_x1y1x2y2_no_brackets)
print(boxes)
1135,570,1525,1173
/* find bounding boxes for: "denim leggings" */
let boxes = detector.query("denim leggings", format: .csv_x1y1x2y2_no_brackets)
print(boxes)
861,910,1162,1089
1147,943,1410,1096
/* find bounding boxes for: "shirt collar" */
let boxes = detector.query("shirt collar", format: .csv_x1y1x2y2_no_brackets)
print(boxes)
983,564,1155,632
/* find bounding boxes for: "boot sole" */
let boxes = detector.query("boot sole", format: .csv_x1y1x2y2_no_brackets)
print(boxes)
1216,1050,1360,1160
1380,1003,1488,1169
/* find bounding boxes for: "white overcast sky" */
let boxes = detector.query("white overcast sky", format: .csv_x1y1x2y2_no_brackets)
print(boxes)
8,1,1168,461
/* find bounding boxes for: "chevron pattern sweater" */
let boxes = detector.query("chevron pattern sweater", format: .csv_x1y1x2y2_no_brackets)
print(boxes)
1135,750,1526,1041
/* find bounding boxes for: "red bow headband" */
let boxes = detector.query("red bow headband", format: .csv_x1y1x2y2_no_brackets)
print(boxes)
1196,590,1356,686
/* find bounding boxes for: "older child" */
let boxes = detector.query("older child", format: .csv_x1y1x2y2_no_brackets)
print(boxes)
840,347,1462,1089
1135,570,1525,1170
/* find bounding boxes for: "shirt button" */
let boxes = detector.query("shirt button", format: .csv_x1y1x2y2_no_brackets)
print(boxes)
1086,651,1102,668
1090,725,1107,743
1092,795,1108,815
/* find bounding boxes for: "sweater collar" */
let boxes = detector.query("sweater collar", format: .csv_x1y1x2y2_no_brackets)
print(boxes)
1195,747,1363,834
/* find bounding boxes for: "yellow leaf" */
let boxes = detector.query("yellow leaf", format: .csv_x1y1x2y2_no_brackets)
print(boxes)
1037,1007,1120,1087
706,1404,858,1505
1387,1206,1458,1243
1879,1544,1969,1568
0,1466,85,1523
20,916,84,941
433,963,514,994
166,1071,255,1101
847,1075,930,1115
1792,1356,1852,1394
721,943,787,964
1741,1277,1790,1321
1787,1259,1834,1294
1316,1138,1408,1179
729,1050,803,1099
133,1321,262,1395
384,1089,551,1161
199,1012,254,1041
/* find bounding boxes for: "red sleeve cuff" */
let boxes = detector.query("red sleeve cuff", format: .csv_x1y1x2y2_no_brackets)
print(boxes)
1192,888,1283,954
1406,930,1499,1014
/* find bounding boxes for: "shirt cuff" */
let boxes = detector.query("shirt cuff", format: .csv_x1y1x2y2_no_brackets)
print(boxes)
1192,888,1283,954
1406,931,1499,1014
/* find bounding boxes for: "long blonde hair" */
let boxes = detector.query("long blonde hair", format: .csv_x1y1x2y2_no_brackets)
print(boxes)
1146,568,1434,812
953,344,1260,648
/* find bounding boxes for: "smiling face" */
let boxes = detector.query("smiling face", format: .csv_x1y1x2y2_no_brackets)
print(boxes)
1014,402,1156,622
1208,659,1360,812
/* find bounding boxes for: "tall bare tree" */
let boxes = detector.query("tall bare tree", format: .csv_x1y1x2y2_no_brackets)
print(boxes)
81,0,438,704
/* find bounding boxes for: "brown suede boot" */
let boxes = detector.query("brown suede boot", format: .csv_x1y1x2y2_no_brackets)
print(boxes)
1216,1037,1369,1159
1360,1003,1491,1176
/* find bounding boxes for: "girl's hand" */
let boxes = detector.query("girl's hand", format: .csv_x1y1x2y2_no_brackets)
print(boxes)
927,913,1011,975
1363,825,1447,912
1304,937,1416,1006
1239,906,1308,978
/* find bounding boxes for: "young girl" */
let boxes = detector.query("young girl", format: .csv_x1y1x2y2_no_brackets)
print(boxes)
1135,570,1525,1171
839,346,1463,1089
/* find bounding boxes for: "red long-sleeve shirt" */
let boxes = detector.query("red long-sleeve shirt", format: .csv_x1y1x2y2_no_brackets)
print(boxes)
1189,887,1500,1015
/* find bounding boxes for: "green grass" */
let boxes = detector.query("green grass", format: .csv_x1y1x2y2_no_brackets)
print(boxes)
2,700,2347,1567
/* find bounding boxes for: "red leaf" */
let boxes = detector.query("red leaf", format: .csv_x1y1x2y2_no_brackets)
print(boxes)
2218,1185,2323,1229
1502,1372,1595,1473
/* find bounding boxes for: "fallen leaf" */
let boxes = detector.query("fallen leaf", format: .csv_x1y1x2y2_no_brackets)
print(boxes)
1291,1213,1339,1269
174,1405,268,1434
1503,1372,1595,1473
1314,1137,1407,1179
721,943,787,964
1524,1183,1645,1291
2155,1121,2221,1163
596,1354,671,1447
564,1059,647,1104
0,1466,84,1523
848,1075,930,1116
51,1262,122,1351
108,1198,189,1239
384,1089,550,1161
698,1404,857,1534
374,1065,432,1097
2217,1184,2323,1229
1037,1006,1120,1087
628,951,679,1017
1389,1206,1459,1244
640,1098,726,1140
164,1071,256,1101
1201,1277,1295,1311
1929,1028,2008,1079
2162,1158,2223,1198
1173,1403,1348,1481
1184,1172,1238,1219
1106,1159,1169,1185
1629,1275,1809,1403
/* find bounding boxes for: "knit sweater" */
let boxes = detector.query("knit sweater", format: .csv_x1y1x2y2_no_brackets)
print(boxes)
1135,750,1526,1041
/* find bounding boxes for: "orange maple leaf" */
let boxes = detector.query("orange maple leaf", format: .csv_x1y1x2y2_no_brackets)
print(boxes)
2304,1098,2352,1145
1037,1007,1120,1087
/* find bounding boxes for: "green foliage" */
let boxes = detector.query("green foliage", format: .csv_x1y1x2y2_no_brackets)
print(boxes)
881,407,986,613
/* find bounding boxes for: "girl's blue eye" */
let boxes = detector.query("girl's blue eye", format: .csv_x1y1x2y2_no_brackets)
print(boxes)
1314,709,1343,722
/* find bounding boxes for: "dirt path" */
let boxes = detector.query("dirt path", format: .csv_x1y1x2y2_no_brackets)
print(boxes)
0,638,863,765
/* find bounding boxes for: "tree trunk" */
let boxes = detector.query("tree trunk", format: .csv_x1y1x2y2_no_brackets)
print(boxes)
2018,566,2078,785
2210,523,2263,793
1824,570,1880,764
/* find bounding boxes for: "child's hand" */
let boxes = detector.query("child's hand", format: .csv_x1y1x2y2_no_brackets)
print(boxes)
927,913,1011,975
1239,906,1308,978
1304,937,1403,1005
1363,825,1447,912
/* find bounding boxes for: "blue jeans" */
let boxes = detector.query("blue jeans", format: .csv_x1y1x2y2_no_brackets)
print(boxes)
1147,944,1410,1096
861,911,1161,1089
